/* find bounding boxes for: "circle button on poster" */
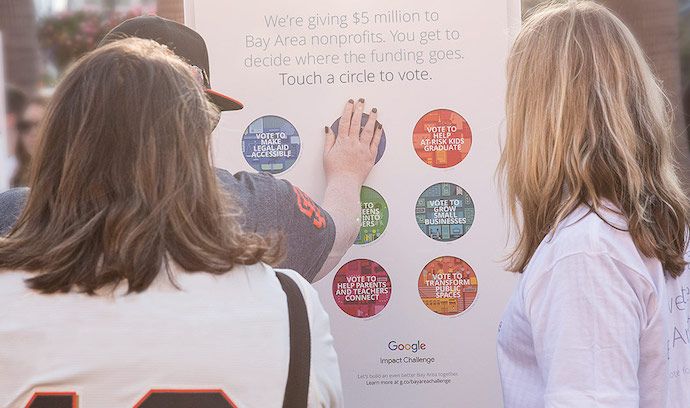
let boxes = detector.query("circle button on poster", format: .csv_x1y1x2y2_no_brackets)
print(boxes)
242,115,300,174
415,182,475,242
332,259,392,318
413,109,472,168
331,113,386,163
356,186,389,245
418,256,478,316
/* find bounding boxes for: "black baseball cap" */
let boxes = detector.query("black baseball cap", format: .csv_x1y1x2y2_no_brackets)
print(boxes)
99,15,243,111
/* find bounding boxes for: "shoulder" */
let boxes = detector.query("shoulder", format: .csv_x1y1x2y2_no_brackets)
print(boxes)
227,264,320,308
0,270,30,293
272,268,320,305
524,206,664,296
216,168,288,196
0,270,34,319
0,187,29,205
271,267,329,325
215,168,323,213
216,168,296,213
0,187,29,235
541,206,649,271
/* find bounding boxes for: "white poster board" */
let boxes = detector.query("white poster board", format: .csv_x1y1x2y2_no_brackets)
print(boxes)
187,2,519,406
0,33,9,192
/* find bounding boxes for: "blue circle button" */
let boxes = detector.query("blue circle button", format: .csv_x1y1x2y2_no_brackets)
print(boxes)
242,115,301,174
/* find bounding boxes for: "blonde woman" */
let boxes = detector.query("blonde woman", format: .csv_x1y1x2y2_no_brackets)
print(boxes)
0,38,343,407
497,2,690,407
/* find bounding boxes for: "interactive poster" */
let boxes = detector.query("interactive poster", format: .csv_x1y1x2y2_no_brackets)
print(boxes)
187,1,520,406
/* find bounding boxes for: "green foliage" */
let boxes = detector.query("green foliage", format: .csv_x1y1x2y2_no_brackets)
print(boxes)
38,8,146,72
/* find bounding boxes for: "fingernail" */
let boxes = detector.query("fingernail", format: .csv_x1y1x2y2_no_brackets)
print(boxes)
371,107,377,113
358,98,365,103
348,99,354,104
324,126,329,133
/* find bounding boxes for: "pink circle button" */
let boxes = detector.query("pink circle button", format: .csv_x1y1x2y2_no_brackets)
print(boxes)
332,259,392,318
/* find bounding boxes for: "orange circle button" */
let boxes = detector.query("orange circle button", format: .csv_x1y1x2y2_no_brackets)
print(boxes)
413,109,472,168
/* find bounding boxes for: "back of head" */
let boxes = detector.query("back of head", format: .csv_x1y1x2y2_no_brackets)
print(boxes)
0,38,281,293
500,1,689,276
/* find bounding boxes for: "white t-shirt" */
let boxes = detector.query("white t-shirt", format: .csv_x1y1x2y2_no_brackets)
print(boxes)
0,263,343,407
667,259,690,408
497,204,669,408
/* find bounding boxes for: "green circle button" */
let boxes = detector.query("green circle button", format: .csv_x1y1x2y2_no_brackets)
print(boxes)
356,186,389,245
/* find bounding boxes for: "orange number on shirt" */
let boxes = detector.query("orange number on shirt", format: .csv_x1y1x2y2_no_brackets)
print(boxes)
293,186,326,229
25,390,237,408
25,393,77,408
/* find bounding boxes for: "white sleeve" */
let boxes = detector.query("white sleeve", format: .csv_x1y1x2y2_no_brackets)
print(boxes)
283,269,344,407
524,252,657,407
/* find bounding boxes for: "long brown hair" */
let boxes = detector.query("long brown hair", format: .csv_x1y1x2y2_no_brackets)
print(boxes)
498,1,690,277
0,38,282,293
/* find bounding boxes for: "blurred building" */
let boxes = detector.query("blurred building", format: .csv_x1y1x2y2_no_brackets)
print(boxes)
69,0,154,11
0,0,40,92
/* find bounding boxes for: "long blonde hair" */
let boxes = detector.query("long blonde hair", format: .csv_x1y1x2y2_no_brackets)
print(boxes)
499,1,689,277
0,38,283,293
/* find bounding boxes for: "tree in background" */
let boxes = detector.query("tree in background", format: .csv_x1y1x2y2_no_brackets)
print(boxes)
0,0,41,93
38,9,144,74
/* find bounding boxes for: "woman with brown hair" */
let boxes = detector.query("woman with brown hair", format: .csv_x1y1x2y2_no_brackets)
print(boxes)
497,1,690,407
0,38,342,407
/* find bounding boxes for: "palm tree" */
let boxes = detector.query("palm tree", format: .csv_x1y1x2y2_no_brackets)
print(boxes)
598,0,690,189
0,0,41,93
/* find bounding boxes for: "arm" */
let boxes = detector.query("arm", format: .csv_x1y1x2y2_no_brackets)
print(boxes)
313,99,383,282
316,174,361,280
526,252,662,407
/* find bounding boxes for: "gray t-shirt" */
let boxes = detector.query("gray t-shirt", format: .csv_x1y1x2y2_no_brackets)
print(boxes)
0,169,336,282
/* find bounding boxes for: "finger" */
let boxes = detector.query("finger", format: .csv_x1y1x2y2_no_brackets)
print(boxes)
338,99,354,139
324,125,336,154
348,98,365,139
360,107,377,145
370,123,383,157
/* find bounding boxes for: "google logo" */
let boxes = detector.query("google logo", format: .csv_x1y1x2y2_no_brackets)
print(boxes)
388,340,427,353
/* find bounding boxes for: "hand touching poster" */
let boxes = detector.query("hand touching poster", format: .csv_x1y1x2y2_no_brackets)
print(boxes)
187,1,519,406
